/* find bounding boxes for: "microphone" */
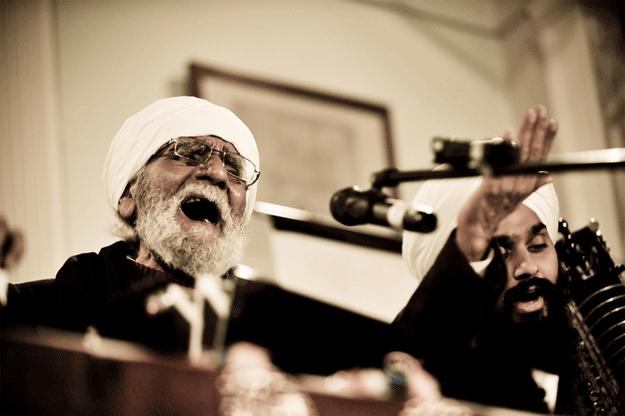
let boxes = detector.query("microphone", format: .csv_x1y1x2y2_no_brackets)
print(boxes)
330,187,437,233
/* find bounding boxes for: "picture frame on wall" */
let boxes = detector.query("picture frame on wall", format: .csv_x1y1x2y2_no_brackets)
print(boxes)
190,63,396,220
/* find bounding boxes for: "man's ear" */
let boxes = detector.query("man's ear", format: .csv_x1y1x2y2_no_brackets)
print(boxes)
118,181,137,220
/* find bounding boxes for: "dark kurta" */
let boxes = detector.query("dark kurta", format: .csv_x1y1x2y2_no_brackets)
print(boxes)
3,241,199,353
2,241,410,375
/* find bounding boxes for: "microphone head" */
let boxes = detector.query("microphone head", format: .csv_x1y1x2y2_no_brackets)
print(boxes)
330,187,371,226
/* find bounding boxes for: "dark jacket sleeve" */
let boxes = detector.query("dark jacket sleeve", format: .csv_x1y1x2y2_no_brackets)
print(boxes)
3,251,107,332
393,229,507,363
2,242,195,352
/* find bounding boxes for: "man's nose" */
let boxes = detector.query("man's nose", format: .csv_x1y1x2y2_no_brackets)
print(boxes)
195,154,228,188
513,250,539,280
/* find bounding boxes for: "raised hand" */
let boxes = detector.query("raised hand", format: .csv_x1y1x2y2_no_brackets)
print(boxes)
456,106,558,261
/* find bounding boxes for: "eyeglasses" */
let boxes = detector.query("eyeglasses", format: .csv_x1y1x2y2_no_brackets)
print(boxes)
158,137,260,186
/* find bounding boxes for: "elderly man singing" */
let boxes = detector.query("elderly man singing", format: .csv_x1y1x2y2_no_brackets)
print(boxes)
2,96,260,350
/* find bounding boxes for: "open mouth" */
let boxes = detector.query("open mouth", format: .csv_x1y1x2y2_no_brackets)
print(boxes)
515,285,541,303
504,279,555,319
181,196,221,224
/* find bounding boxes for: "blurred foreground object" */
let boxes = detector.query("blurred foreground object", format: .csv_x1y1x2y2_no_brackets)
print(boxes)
0,216,24,271
218,342,317,416
0,328,402,415
0,216,24,306
1,325,561,415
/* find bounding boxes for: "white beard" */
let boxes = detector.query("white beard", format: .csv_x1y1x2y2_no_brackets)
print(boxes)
134,175,249,279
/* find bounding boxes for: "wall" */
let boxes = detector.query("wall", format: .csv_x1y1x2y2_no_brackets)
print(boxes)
54,0,512,257
503,1,624,262
1,0,68,286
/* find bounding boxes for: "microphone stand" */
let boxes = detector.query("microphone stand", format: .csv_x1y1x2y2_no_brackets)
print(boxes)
371,147,625,188
331,144,625,233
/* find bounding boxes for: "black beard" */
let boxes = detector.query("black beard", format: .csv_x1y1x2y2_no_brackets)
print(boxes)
502,277,559,324
475,275,576,373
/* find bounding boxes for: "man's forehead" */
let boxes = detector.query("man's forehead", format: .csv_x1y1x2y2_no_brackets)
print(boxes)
189,135,241,154
494,205,547,241
496,222,547,241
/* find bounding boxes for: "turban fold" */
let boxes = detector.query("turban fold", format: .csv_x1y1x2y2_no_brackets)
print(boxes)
403,175,559,283
103,96,260,221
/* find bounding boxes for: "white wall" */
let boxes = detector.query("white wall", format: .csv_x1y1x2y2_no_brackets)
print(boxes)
54,0,513,259
3,0,622,321
1,0,68,285
503,1,624,263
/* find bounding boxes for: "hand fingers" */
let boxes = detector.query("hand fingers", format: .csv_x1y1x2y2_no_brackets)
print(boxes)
517,108,538,161
516,105,558,162
500,127,514,142
384,351,442,403
526,105,549,161
490,106,557,211
541,119,558,159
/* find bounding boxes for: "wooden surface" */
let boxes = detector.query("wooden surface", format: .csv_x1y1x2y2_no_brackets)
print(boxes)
1,327,548,415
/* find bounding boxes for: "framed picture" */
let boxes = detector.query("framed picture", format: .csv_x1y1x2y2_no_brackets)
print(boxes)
190,63,395,220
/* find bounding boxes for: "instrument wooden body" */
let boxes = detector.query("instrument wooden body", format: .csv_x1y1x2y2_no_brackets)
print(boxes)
557,219,625,415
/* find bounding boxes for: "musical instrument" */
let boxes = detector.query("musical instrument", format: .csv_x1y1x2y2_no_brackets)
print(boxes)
557,219,625,415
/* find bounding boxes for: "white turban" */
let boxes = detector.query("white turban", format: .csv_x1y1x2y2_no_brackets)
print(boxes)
103,96,260,221
403,176,559,283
